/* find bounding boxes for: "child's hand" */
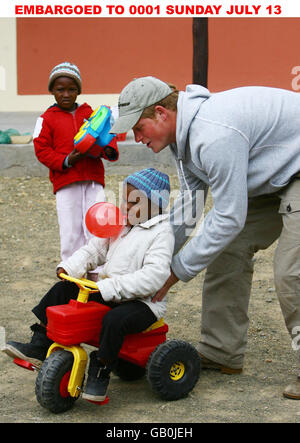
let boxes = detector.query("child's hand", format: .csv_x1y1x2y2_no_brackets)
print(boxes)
57,267,68,279
103,146,118,160
103,146,114,156
68,148,85,165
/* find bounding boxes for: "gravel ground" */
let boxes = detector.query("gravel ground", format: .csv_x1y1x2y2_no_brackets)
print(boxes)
1,174,300,424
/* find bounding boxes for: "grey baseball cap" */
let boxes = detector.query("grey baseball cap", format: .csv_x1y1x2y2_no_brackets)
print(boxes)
110,76,173,134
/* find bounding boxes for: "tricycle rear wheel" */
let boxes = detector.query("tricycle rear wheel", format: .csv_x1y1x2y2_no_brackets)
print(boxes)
35,349,78,413
113,358,146,381
146,340,201,401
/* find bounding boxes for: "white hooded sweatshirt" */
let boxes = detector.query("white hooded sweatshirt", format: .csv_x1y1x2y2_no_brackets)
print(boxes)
170,85,300,282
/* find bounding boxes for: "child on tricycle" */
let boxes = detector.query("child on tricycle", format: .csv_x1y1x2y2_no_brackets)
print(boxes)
3,168,201,412
4,169,173,395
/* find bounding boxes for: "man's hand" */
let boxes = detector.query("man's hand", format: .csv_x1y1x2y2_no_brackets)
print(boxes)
152,269,179,303
57,267,68,279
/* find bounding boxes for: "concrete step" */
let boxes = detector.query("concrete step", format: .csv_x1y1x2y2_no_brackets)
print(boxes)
0,111,177,176
0,138,176,177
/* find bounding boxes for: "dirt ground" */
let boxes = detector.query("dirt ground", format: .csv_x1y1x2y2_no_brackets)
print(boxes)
1,174,300,424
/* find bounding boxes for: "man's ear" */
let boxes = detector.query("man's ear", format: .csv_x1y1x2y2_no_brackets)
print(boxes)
154,105,168,121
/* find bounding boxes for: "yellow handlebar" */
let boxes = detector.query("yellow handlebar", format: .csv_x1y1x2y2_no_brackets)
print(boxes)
59,273,98,289
59,273,99,303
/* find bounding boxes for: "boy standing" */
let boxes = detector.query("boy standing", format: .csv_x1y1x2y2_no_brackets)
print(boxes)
33,62,119,279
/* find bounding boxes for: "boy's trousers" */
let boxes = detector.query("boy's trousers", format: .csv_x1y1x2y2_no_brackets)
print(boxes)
32,281,156,365
56,181,105,261
198,178,300,369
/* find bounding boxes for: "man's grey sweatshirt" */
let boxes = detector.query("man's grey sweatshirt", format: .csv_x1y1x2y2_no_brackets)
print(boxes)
170,85,300,282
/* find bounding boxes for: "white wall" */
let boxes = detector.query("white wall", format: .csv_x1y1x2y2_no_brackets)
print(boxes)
0,18,118,112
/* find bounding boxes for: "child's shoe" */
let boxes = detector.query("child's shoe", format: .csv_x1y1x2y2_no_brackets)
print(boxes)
82,351,110,402
2,323,53,369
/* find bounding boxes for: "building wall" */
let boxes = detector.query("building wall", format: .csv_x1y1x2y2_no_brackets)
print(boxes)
208,18,300,91
0,18,119,112
16,18,193,95
0,17,299,112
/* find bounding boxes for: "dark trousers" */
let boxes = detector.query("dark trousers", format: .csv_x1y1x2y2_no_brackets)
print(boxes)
32,281,156,366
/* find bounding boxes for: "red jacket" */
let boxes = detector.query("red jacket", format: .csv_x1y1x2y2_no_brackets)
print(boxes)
33,103,118,193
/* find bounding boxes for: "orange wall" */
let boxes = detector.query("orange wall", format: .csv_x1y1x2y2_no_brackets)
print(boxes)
208,18,300,91
16,18,193,94
17,18,300,95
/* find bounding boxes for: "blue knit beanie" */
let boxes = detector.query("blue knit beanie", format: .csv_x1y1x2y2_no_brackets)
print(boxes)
124,168,170,209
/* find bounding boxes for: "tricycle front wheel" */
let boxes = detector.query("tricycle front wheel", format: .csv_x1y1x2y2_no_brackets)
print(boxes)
35,349,78,413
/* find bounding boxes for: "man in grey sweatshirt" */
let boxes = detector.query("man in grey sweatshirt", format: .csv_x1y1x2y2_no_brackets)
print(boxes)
111,76,300,399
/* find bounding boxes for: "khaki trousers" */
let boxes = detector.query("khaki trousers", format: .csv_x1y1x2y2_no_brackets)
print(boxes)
198,178,300,368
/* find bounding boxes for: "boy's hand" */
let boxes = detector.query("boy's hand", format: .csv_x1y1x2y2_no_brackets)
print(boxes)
152,269,179,303
68,148,86,166
103,146,114,156
57,267,68,279
103,146,118,161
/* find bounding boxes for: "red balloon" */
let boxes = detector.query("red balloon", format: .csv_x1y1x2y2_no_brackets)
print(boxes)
85,202,125,238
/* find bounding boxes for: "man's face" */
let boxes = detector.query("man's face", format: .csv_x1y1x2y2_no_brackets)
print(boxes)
132,110,174,153
51,76,79,111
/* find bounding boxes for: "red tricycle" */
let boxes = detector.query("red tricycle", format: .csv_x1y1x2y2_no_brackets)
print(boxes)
13,273,201,414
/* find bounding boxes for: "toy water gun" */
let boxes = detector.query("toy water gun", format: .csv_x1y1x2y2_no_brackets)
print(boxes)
74,105,115,155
